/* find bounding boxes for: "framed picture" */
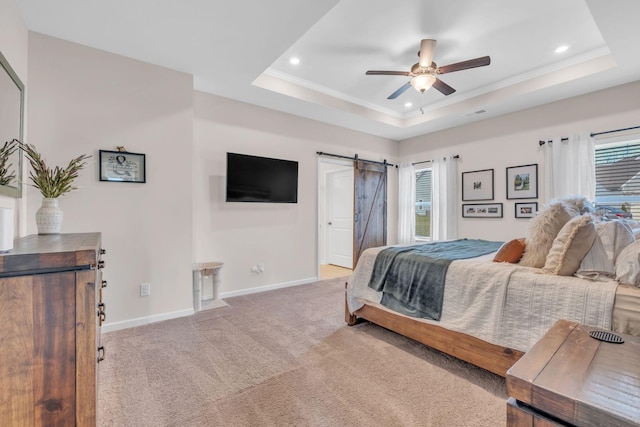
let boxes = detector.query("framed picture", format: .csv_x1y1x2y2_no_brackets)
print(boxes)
462,169,494,201
506,164,537,199
99,150,146,183
515,202,538,218
462,203,503,218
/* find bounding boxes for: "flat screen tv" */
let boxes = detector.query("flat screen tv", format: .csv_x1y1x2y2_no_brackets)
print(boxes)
226,152,298,203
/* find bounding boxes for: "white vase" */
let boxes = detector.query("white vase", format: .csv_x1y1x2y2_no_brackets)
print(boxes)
36,198,63,234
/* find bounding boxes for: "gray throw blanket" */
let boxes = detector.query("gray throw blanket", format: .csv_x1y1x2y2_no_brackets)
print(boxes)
368,239,503,320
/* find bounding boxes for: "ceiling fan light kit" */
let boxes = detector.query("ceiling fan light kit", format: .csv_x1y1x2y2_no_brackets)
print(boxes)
410,74,436,93
366,38,491,100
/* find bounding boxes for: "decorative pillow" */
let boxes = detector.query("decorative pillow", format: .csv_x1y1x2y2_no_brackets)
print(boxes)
596,220,635,265
621,218,639,229
560,195,595,214
520,201,579,268
575,234,615,280
493,238,526,263
615,240,640,287
542,214,597,276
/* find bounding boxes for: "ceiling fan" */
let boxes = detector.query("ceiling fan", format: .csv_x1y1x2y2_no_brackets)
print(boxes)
366,39,491,99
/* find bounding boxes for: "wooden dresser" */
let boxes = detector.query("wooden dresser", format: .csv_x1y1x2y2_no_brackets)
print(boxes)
0,233,106,426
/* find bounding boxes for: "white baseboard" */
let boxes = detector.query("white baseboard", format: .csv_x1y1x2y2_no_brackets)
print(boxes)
101,308,195,333
101,277,319,333
219,276,319,299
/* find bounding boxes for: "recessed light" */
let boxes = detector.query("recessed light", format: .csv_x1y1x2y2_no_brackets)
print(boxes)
289,57,300,65
555,45,569,54
404,102,412,108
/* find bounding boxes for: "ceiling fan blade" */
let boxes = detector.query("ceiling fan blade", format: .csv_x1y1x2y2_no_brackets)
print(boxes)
388,81,412,99
436,56,491,74
418,39,437,68
366,70,410,76
432,78,456,96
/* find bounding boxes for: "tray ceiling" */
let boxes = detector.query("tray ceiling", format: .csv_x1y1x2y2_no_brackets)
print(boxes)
16,0,640,140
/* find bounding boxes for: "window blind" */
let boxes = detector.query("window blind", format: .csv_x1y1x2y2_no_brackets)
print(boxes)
595,142,640,200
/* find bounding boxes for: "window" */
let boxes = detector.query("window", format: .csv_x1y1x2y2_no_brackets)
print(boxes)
415,168,432,239
595,139,640,220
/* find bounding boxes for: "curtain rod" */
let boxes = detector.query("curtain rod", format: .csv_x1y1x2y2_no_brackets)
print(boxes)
538,137,568,146
591,125,640,138
316,151,394,167
539,125,640,145
412,155,460,166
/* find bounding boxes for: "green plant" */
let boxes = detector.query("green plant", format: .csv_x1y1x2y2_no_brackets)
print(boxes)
17,141,91,198
0,139,17,186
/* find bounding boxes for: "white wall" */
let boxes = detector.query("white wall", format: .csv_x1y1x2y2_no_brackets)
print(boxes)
399,80,640,242
193,92,397,296
27,33,194,328
0,0,27,235
0,0,27,76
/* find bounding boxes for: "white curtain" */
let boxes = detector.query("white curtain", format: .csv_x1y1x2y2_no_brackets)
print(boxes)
544,132,595,201
432,156,458,241
397,163,416,244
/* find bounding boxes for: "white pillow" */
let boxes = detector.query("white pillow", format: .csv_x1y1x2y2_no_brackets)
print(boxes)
520,201,579,268
615,240,640,287
597,220,635,265
560,195,595,214
621,218,639,229
542,214,597,276
575,234,615,280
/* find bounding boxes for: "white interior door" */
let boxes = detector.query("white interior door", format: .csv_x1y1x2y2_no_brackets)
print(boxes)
327,169,353,268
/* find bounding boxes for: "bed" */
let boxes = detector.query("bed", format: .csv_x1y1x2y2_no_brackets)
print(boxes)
345,200,640,377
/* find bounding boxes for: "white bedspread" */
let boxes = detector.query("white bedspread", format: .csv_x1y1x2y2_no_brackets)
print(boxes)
347,246,618,352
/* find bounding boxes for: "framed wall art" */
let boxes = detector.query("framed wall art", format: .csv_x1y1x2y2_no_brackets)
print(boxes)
462,203,503,218
462,169,494,201
515,202,538,218
506,164,537,199
99,150,146,183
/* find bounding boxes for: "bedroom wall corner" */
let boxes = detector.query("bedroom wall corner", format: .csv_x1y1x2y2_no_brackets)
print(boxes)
26,32,194,328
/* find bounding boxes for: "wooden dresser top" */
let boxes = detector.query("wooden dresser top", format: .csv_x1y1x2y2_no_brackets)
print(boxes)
506,319,640,427
0,233,101,276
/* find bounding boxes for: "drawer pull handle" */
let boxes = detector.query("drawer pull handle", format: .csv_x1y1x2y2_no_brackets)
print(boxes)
98,260,105,269
100,248,106,255
101,280,107,288
97,346,105,362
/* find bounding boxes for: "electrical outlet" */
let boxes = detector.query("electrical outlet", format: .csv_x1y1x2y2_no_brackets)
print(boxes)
257,263,265,273
140,283,151,297
251,265,259,273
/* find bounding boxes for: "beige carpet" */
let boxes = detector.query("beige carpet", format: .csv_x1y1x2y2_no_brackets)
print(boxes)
98,277,507,426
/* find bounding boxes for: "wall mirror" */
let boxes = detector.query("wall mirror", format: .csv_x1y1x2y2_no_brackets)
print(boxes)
0,50,24,198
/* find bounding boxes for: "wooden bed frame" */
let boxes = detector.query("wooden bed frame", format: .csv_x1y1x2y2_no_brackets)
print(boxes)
345,285,524,377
